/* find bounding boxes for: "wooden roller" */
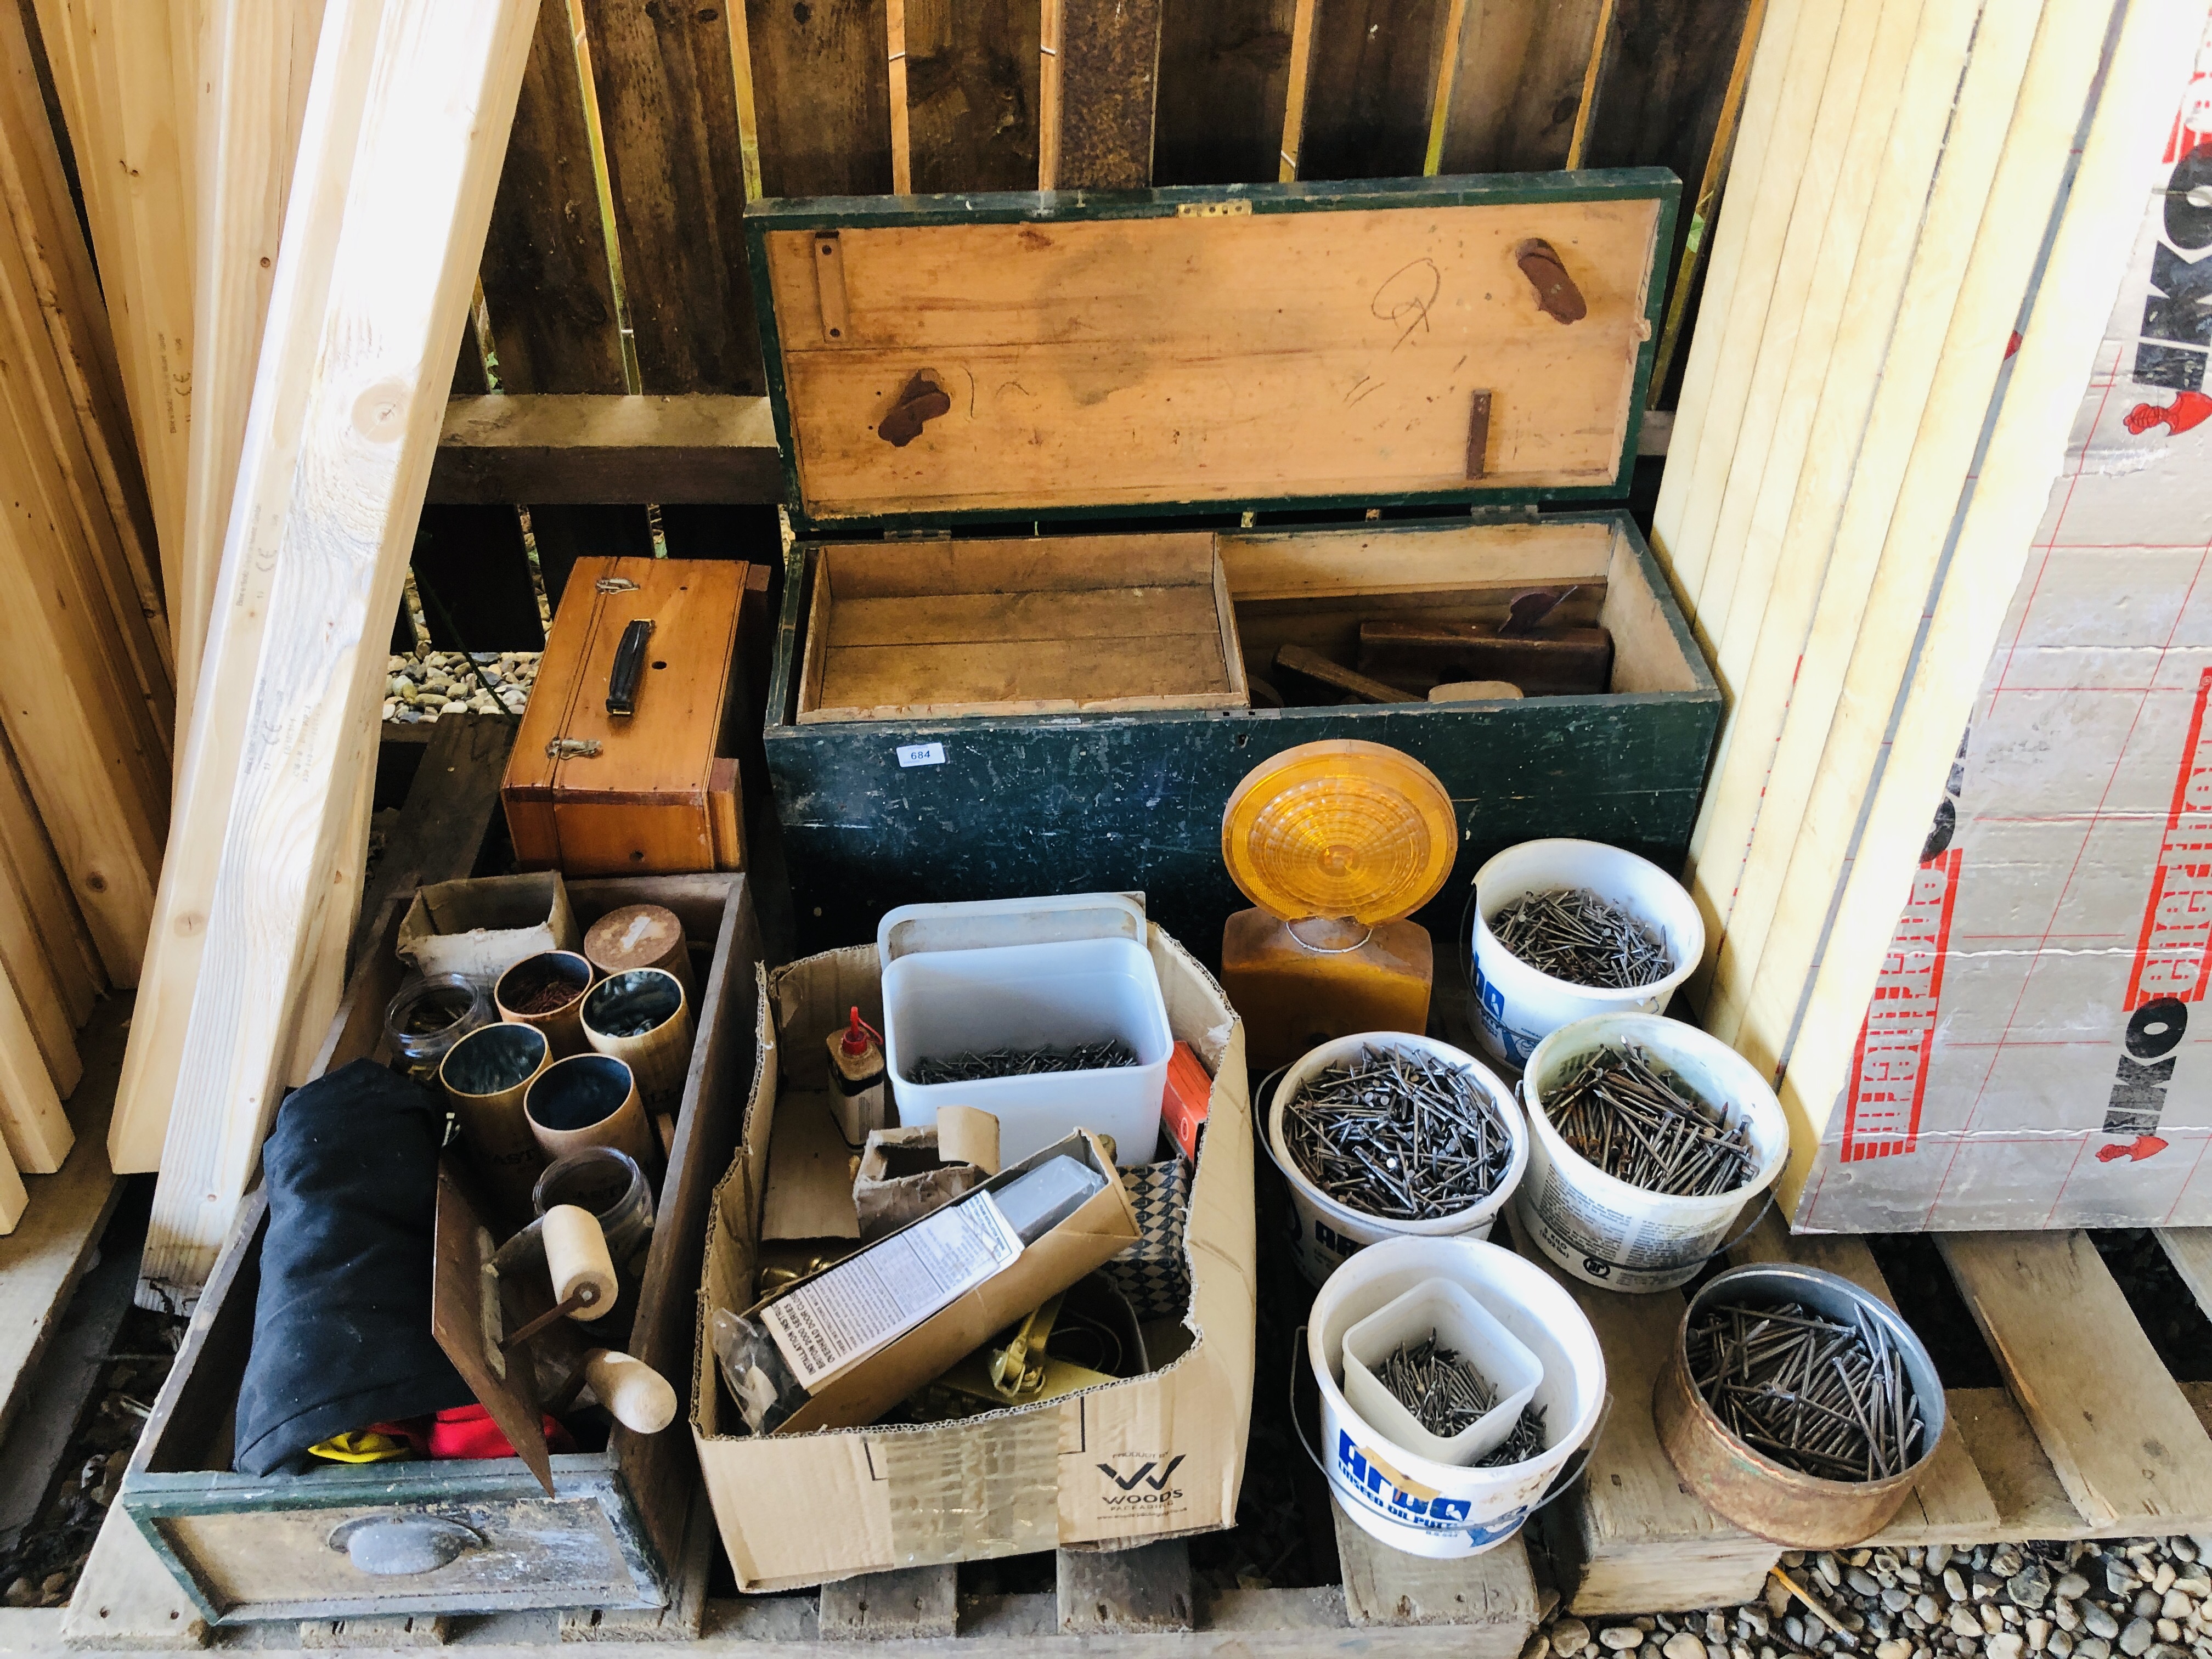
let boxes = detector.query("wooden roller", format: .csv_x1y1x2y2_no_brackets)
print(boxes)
583,1349,678,1434
540,1204,618,1322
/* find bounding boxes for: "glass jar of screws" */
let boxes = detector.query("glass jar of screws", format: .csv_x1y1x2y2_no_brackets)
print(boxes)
1266,1032,1528,1288
1468,839,1703,1068
1515,1013,1785,1293
1656,1262,1944,1547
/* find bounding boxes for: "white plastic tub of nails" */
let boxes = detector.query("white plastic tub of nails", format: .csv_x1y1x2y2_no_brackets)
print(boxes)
1263,1031,1527,1288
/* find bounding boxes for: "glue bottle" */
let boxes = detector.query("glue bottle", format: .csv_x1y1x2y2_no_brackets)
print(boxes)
826,1007,887,1145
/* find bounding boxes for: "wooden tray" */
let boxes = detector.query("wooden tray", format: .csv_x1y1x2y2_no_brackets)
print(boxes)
113,874,761,1626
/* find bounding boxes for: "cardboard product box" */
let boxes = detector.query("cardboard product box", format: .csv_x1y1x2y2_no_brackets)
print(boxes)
1795,48,2212,1231
692,924,1255,1591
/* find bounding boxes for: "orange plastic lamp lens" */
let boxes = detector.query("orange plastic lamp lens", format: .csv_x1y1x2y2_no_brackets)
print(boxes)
1220,740,1458,926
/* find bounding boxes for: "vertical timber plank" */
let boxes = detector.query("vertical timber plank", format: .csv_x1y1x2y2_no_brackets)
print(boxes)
411,504,545,654
1436,0,1607,174
1297,0,1452,180
744,0,893,199
1153,0,1293,185
904,0,1040,193
480,0,626,398
1053,0,1164,190
582,0,763,393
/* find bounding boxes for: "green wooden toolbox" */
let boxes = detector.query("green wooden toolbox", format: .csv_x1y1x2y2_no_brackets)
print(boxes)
746,171,1719,957
115,874,759,1623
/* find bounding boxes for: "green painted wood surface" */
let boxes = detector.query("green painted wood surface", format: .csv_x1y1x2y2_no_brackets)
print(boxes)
764,511,1718,961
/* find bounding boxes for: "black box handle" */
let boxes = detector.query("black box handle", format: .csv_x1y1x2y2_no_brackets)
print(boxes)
607,618,654,716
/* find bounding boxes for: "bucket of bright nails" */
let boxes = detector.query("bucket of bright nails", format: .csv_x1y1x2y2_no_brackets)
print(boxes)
1654,1262,1943,1548
1265,1031,1528,1288
1469,837,1705,1068
1513,1012,1788,1293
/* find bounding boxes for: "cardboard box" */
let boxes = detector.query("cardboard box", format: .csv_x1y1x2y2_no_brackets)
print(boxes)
396,871,579,987
692,924,1254,1590
1795,32,2212,1231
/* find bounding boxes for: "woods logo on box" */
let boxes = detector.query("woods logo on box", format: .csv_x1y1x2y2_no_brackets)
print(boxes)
1094,1454,1186,1508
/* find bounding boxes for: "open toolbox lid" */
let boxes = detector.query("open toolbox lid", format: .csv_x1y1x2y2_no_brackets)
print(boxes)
746,171,1678,530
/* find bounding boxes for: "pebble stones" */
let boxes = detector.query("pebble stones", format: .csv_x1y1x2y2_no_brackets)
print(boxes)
383,649,538,724
1525,1539,2212,1659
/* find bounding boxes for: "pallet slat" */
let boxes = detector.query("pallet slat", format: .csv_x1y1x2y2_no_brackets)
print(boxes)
1057,1541,1193,1635
1331,1499,1538,1642
820,1566,958,1640
1939,1231,2212,1532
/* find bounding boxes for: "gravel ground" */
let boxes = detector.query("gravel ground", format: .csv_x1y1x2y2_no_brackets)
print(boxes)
1532,1540,2212,1659
383,649,538,723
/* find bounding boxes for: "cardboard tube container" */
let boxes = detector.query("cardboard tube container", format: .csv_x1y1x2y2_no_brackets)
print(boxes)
579,968,694,1120
527,1053,657,1172
439,1022,551,1226
584,904,695,1002
496,950,596,1059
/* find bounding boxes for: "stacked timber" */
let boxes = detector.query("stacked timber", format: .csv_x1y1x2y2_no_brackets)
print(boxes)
1656,0,2205,1212
0,1,182,1229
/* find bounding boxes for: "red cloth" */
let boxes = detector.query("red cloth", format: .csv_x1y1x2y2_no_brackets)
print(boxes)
425,1404,575,1461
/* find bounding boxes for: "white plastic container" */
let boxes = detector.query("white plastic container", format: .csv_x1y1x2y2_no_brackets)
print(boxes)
1308,1236,1605,1558
1513,1013,1788,1293
1469,839,1705,1068
1264,1032,1527,1289
879,895,1171,1167
1342,1277,1543,1466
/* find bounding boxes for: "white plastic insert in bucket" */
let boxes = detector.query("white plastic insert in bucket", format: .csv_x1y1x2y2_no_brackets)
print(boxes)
1469,839,1704,1069
1513,1013,1787,1294
1306,1235,1606,1557
1342,1277,1542,1465
1263,1032,1528,1289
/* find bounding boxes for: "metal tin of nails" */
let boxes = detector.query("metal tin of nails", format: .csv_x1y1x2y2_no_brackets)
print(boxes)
1654,1263,1944,1548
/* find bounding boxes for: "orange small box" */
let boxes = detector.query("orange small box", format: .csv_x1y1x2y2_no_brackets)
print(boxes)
1161,1041,1212,1161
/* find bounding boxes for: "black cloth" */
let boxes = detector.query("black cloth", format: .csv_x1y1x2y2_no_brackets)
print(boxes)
233,1060,473,1475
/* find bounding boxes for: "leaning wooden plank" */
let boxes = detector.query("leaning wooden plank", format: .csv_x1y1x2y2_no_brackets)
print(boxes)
1331,1499,1536,1641
428,393,781,504
136,0,539,1302
1656,0,1843,612
0,349,166,986
2160,1230,2212,1316
1724,1209,2000,1545
1756,0,2203,1172
0,846,81,1097
819,1565,957,1639
0,952,64,1170
1058,1541,1193,1634
175,0,324,735
0,1119,21,1232
0,998,121,1436
59,1504,206,1648
1680,0,1979,993
0,0,173,717
1939,1231,2212,1532
1703,0,2085,1063
33,0,197,646
0,726,97,1027
1276,0,1319,180
1647,0,1801,582
1685,0,1919,668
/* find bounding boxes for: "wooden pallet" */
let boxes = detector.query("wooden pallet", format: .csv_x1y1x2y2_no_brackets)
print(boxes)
1541,1208,2212,1616
38,1521,1541,1654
